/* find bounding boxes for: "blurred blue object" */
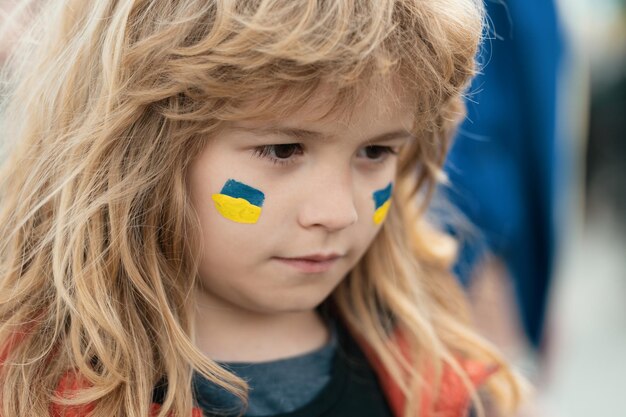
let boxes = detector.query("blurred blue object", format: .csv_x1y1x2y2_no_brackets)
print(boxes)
444,0,567,349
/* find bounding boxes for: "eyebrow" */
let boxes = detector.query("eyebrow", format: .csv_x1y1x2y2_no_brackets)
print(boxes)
231,125,415,143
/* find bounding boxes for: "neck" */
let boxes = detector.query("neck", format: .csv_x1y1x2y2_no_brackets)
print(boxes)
193,291,330,363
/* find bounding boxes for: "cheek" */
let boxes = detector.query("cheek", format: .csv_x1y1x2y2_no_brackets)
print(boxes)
372,182,393,225
196,178,271,262
188,174,264,263
211,178,266,224
351,181,394,252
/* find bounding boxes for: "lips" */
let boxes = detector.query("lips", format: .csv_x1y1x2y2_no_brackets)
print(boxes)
273,253,342,273
289,254,341,262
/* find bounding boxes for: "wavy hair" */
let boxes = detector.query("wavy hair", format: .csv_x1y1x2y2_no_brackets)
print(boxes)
0,1,523,416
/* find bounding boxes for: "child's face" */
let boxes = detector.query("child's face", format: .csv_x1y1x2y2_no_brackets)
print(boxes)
187,86,414,314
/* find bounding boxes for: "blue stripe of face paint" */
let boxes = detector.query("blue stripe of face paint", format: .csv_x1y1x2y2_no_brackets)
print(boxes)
373,183,393,209
220,179,265,207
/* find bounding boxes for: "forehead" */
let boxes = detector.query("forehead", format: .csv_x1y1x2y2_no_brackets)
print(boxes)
230,80,415,135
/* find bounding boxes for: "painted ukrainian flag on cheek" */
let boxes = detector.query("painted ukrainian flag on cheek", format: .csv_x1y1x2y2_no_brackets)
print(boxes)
211,179,265,224
372,183,393,225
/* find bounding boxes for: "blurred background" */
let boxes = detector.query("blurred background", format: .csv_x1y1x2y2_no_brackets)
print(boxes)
440,0,626,416
539,0,625,415
1,0,625,416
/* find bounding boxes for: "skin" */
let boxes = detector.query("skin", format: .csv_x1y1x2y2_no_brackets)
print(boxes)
187,85,415,362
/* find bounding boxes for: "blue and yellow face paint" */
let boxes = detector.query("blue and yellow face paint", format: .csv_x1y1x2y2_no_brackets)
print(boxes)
212,179,265,224
372,182,392,225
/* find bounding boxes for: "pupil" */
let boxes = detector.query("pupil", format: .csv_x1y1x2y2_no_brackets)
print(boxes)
274,144,297,159
366,146,383,159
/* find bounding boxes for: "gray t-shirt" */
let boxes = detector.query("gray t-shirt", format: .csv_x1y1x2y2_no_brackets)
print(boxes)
193,322,338,416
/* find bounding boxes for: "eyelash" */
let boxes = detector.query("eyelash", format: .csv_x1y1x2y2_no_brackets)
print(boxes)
252,144,399,166
251,144,303,166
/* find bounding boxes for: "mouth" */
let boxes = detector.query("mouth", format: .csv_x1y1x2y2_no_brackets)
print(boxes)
273,253,343,273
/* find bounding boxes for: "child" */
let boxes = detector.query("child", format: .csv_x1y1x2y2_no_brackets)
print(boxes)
0,1,524,416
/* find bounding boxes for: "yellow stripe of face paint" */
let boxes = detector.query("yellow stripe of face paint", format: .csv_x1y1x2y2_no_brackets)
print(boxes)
373,199,391,225
212,194,262,224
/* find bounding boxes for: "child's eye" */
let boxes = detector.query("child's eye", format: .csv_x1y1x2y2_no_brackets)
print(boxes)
357,145,398,162
252,144,304,166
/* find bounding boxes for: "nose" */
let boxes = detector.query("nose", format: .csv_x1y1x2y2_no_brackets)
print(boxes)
297,171,358,232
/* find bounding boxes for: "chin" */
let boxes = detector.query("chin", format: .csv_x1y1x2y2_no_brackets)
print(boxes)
246,289,331,315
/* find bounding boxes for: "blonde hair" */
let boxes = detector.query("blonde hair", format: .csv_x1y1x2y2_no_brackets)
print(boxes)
0,1,523,416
